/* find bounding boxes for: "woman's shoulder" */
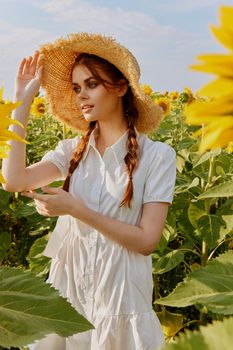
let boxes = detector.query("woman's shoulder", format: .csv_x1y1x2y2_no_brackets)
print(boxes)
56,135,81,152
138,134,176,160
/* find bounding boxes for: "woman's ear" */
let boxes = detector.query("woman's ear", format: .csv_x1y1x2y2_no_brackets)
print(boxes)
117,79,129,97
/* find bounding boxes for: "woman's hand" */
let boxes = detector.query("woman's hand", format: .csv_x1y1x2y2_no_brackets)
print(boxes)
21,186,85,217
14,51,43,102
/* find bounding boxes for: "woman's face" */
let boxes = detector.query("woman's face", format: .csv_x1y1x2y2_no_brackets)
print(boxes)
72,64,126,123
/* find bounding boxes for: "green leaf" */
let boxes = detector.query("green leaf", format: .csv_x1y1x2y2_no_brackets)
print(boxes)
197,181,233,199
172,192,193,211
0,267,94,348
160,317,233,350
0,188,12,211
188,202,205,228
175,177,199,194
176,154,185,173
177,211,196,240
152,250,185,274
27,235,51,278
12,200,38,217
215,153,232,175
157,308,183,338
177,137,195,151
193,148,221,168
0,232,11,264
156,250,233,315
217,208,233,239
197,214,223,249
157,211,177,253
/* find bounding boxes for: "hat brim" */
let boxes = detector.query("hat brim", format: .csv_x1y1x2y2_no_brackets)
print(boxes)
40,33,162,134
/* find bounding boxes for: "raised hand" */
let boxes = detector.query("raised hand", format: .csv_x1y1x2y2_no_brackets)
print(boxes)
14,51,43,102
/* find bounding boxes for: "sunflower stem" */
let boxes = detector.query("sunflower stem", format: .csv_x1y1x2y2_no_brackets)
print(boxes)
63,124,66,140
200,155,215,324
153,273,161,312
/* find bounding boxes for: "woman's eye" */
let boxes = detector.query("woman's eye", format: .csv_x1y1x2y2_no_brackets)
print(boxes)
88,82,97,88
73,82,98,94
73,86,81,93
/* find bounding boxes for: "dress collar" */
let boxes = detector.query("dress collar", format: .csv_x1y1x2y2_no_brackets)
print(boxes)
82,125,140,164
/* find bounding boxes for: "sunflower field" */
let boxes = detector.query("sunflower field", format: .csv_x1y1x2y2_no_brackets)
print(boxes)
0,4,233,350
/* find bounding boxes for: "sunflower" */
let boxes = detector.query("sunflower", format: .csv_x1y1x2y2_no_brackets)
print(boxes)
154,97,170,117
169,91,179,100
30,96,47,117
140,84,153,96
0,86,5,104
184,5,233,152
0,87,28,183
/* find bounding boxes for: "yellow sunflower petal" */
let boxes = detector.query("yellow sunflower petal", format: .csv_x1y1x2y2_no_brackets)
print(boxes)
154,97,170,117
0,170,6,184
0,100,21,117
211,25,233,51
0,86,4,101
190,54,233,77
208,6,233,51
195,53,233,64
140,84,153,96
0,129,30,144
0,117,24,129
185,97,233,117
225,141,233,153
197,77,233,98
30,96,47,117
0,143,11,158
206,116,233,130
219,6,233,35
200,127,233,152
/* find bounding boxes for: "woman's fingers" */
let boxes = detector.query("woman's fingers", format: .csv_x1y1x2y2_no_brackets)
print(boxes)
17,51,40,78
36,65,43,80
23,56,33,75
30,51,40,76
17,58,26,77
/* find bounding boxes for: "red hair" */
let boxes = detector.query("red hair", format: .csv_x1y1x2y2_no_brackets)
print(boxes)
63,53,140,208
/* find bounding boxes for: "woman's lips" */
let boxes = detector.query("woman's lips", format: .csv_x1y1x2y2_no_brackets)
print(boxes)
82,105,94,112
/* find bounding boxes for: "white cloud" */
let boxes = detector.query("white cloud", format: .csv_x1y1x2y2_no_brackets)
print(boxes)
0,0,223,97
151,0,232,13
0,22,54,99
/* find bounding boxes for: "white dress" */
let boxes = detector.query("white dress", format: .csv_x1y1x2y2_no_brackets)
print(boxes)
29,127,176,350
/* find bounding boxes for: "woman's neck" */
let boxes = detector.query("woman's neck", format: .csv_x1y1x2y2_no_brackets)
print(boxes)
95,120,128,149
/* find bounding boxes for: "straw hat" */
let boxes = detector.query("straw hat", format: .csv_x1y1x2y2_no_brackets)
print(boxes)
39,32,162,134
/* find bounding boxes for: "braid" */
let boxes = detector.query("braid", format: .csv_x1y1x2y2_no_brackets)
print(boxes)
120,101,140,208
63,121,96,192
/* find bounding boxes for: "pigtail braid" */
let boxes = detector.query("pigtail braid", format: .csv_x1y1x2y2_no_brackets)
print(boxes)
63,121,96,192
120,114,139,209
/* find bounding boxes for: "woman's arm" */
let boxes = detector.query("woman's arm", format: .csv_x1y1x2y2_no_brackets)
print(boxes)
70,200,169,256
2,52,62,192
21,186,169,256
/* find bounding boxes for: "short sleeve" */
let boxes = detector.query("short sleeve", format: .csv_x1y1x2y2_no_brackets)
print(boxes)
143,142,176,204
40,137,80,180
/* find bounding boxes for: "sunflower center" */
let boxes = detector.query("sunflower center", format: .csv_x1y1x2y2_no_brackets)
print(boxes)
159,101,169,113
37,103,46,113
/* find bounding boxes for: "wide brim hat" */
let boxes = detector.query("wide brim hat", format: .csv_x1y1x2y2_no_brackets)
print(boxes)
39,32,162,134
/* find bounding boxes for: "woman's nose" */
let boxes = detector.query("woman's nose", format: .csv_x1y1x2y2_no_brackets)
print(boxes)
78,88,89,99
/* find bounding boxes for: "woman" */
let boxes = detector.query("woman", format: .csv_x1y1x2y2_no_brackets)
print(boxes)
2,33,176,350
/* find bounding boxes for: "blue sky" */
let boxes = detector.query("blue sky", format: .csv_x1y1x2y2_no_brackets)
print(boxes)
0,0,232,99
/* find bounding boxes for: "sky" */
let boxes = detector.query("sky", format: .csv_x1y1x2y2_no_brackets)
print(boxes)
0,0,232,99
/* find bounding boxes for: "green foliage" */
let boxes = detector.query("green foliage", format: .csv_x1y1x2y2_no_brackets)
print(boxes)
0,113,84,349
1,94,233,346
0,266,93,349
0,232,10,265
149,93,233,339
27,234,51,278
156,250,233,315
160,316,233,350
